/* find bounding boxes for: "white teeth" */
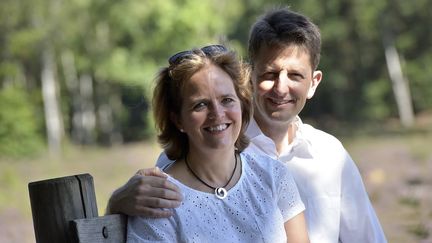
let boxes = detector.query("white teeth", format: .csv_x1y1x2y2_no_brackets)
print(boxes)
207,124,228,132
270,98,294,104
272,99,289,104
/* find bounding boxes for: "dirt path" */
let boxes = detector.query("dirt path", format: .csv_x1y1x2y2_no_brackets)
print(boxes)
349,136,432,243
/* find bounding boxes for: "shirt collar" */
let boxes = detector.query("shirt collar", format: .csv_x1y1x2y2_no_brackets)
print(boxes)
246,116,314,160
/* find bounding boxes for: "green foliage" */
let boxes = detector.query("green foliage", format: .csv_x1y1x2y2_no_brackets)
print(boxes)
408,223,430,239
363,78,393,120
120,85,152,141
278,0,432,121
0,0,431,155
0,87,43,157
407,55,432,111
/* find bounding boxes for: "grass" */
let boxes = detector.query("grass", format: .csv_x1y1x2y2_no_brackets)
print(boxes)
0,123,431,242
0,141,162,243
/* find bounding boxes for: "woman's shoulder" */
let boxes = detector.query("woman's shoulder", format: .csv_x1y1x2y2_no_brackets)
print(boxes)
240,150,290,179
241,150,285,167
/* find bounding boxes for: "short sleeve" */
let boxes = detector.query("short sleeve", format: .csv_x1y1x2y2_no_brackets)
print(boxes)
127,215,178,242
274,161,305,222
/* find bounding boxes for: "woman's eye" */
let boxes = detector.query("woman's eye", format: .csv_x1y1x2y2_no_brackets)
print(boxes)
193,102,206,111
222,97,234,105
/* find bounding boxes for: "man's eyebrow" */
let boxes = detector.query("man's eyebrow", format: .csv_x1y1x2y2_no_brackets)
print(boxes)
259,64,279,72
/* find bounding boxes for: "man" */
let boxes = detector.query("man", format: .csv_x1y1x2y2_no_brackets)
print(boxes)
107,7,387,243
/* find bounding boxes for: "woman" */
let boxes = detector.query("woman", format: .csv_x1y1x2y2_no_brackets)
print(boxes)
127,45,309,243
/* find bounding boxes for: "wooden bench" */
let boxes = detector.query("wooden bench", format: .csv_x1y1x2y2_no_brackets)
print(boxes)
73,214,127,243
28,174,127,243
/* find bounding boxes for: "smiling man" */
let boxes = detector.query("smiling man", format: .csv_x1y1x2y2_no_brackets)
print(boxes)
250,45,321,153
244,8,386,243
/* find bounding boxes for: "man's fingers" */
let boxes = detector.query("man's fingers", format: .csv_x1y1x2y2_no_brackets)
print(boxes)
136,167,167,178
138,207,174,218
139,196,182,209
108,166,184,218
157,177,182,196
130,197,181,218
137,182,183,201
133,175,182,198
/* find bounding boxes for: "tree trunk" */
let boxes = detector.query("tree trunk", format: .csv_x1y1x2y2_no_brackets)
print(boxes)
79,74,96,144
96,83,123,145
61,50,82,144
41,46,63,155
383,36,415,127
61,51,96,145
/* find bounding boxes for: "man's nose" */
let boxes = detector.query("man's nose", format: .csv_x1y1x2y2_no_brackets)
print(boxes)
274,71,289,95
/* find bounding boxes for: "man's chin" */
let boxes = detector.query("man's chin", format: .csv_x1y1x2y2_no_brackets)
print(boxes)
254,107,296,124
267,113,296,124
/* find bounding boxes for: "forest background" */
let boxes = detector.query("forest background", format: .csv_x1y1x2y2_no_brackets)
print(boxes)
0,0,431,242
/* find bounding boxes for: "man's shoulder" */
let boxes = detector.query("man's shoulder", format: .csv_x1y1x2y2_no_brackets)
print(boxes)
300,122,343,147
155,152,174,170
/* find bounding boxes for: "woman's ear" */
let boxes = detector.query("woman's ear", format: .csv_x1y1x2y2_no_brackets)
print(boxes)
307,70,322,99
170,112,184,132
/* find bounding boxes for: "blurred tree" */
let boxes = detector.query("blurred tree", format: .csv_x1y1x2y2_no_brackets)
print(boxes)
0,0,46,156
384,0,432,115
0,0,245,156
0,87,43,157
79,0,244,144
1,0,431,157
228,0,431,127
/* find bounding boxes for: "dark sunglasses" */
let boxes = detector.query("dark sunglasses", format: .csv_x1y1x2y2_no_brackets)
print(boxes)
168,45,228,65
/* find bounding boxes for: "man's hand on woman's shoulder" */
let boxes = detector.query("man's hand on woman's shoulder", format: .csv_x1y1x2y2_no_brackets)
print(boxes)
106,167,183,218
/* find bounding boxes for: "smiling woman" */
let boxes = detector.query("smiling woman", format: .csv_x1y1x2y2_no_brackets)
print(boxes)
175,62,242,153
151,45,252,200
126,45,309,243
153,45,252,161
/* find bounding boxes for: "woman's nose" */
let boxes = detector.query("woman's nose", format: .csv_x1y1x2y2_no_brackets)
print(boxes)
208,103,224,120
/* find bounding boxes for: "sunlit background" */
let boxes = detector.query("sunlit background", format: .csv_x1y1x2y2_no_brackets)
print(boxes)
0,0,431,242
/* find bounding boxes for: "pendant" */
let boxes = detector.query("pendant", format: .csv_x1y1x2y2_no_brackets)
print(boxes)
215,187,228,199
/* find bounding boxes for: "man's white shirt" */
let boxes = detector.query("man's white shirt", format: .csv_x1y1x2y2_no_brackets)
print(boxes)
245,117,387,243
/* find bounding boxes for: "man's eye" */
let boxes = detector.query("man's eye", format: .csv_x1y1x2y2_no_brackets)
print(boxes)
289,73,304,80
262,72,277,80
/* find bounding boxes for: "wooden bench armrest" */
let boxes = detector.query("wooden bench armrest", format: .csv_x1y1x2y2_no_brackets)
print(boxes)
72,214,127,243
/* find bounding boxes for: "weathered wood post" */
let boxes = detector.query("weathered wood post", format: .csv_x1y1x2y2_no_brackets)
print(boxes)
28,174,98,243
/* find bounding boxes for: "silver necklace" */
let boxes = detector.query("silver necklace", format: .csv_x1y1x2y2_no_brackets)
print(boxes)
185,152,238,199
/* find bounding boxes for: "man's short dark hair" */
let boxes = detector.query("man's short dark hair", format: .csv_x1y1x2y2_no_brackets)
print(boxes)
248,7,321,70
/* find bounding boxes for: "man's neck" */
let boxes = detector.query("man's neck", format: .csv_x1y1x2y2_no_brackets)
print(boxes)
255,116,297,154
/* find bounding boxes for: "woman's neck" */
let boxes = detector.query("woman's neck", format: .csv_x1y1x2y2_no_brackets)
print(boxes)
186,147,237,185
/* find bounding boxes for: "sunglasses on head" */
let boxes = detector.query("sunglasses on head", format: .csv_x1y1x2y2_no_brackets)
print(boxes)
168,45,228,65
